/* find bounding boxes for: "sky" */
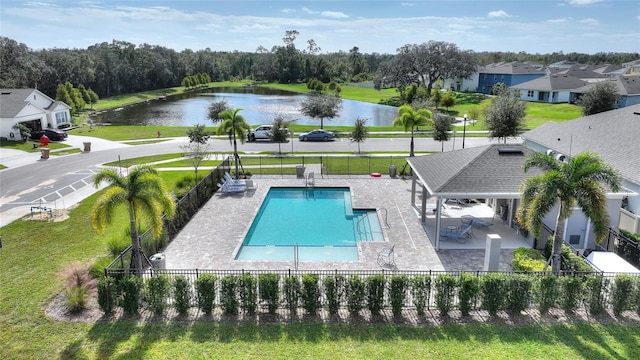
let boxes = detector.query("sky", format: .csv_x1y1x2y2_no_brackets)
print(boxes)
1,0,639,55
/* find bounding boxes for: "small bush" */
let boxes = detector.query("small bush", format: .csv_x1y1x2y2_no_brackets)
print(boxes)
537,276,559,314
283,276,301,314
60,261,97,313
559,276,583,313
195,274,217,316
145,275,171,315
506,274,533,314
121,275,143,315
347,275,366,316
97,276,119,315
239,273,258,315
457,273,479,316
107,234,130,257
435,274,457,316
389,275,409,316
480,273,507,315
585,275,608,315
89,256,114,280
324,275,345,316
544,238,593,272
411,275,431,316
513,247,547,272
220,275,239,315
173,275,191,316
301,274,321,316
611,274,635,315
366,275,386,315
258,273,280,315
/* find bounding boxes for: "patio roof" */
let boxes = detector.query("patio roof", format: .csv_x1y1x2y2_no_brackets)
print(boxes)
406,144,539,199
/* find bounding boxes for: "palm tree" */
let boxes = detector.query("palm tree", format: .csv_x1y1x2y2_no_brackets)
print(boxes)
516,151,621,274
91,166,176,275
393,105,433,157
217,108,251,179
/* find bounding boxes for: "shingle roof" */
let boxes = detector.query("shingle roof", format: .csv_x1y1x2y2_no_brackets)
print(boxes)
522,104,640,183
407,144,539,198
552,67,609,79
479,61,545,75
572,77,640,96
511,74,589,91
0,89,34,118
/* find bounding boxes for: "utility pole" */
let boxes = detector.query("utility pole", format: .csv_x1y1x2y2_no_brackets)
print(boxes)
462,113,467,149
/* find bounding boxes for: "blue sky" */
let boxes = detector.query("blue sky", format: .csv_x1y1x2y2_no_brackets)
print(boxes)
1,0,638,54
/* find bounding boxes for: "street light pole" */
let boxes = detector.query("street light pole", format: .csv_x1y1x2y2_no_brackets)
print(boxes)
462,113,467,149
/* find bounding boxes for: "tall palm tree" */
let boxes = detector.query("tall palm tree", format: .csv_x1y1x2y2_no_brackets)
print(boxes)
91,166,176,275
217,108,251,179
393,105,433,157
517,151,621,274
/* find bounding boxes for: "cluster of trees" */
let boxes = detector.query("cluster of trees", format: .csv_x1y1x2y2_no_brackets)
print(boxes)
181,73,211,89
55,82,99,113
1,34,636,102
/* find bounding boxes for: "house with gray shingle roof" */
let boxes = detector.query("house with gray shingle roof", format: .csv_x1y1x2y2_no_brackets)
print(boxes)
511,74,589,103
0,88,71,141
522,104,640,243
572,77,640,108
477,61,546,95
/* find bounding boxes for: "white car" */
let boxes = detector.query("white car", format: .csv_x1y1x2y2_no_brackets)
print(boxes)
247,125,289,142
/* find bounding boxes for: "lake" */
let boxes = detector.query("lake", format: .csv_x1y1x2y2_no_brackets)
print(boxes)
91,87,399,127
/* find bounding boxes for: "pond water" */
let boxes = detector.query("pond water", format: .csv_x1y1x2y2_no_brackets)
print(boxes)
91,87,399,127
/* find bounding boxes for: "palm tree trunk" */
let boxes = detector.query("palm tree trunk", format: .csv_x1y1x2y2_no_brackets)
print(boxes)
129,203,143,276
232,131,239,179
551,203,567,275
409,128,415,157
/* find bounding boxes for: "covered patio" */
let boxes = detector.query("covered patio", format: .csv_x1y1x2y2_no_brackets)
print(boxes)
407,144,540,251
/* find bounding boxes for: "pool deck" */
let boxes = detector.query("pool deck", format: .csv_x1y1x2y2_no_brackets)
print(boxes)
163,175,529,272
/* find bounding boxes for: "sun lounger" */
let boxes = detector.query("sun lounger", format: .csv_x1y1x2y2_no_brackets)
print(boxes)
224,172,243,185
439,223,473,241
218,182,245,193
461,215,493,228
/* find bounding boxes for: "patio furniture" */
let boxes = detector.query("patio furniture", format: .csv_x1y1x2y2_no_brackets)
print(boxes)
306,172,315,188
224,172,244,185
245,179,258,191
439,223,473,242
461,215,493,228
377,245,395,267
218,182,245,193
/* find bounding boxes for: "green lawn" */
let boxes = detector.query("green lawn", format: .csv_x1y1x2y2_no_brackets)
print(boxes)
1,166,639,359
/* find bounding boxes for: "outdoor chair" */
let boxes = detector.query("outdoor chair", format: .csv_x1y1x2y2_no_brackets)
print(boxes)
224,172,243,185
461,215,493,228
439,223,473,243
377,245,395,268
306,172,315,188
245,179,258,191
217,182,245,193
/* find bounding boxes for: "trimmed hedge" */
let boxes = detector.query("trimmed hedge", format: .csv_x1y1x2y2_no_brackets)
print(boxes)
513,247,547,272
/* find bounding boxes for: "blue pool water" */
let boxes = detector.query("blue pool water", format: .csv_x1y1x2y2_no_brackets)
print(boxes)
235,187,383,261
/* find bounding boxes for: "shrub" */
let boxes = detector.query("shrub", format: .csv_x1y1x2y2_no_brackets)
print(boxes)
301,274,321,316
513,247,547,272
145,275,171,315
366,275,386,315
457,273,479,316
258,273,280,315
435,274,457,316
559,276,583,313
283,276,301,314
89,256,115,280
239,273,258,315
480,273,507,315
506,274,533,314
389,275,409,316
107,233,130,257
411,275,431,316
220,275,239,315
97,276,119,315
537,276,559,314
121,275,143,315
544,238,593,273
60,261,97,313
195,274,217,316
611,274,635,315
347,275,366,316
585,275,608,315
173,275,191,316
324,275,345,316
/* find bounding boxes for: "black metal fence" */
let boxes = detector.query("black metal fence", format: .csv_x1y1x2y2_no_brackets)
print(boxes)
239,155,410,177
600,228,640,268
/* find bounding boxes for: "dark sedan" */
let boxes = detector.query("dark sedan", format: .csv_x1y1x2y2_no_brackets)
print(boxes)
298,129,335,142
30,129,68,141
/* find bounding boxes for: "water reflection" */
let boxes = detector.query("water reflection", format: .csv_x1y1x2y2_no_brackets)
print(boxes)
92,87,399,127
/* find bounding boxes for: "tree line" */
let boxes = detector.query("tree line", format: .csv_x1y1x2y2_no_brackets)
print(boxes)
1,34,637,101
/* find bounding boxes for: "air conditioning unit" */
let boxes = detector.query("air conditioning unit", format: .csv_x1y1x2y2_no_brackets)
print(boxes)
555,153,566,162
546,149,555,156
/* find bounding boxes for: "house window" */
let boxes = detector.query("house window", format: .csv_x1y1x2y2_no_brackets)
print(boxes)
55,112,68,125
527,91,534,97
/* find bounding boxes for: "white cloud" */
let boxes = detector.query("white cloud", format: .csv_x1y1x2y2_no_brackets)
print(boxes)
568,0,604,5
321,11,348,19
579,18,599,25
487,10,510,18
401,2,415,7
547,18,571,24
281,8,295,14
302,7,318,15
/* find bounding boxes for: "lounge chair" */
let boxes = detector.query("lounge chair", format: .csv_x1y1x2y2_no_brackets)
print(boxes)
218,182,245,193
439,223,473,242
224,172,243,185
377,245,395,268
245,179,258,191
461,215,493,228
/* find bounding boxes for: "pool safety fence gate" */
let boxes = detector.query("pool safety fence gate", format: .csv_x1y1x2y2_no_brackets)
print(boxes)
102,267,640,314
239,155,409,177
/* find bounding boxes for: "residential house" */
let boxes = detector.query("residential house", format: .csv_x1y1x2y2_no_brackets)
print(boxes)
521,104,640,247
511,75,589,103
572,77,640,108
0,88,71,141
477,61,546,94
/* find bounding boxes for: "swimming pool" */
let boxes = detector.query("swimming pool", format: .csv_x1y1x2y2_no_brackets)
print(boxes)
235,187,383,261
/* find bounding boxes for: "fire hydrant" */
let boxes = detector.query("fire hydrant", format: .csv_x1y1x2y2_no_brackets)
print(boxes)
39,134,49,147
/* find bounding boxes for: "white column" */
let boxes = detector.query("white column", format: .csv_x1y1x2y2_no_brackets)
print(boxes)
484,234,502,271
